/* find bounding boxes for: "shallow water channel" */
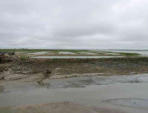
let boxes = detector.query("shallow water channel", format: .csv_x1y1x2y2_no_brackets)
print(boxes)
1,74,148,113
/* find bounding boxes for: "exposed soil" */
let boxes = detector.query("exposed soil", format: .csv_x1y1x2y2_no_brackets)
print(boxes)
1,56,148,113
1,57,148,82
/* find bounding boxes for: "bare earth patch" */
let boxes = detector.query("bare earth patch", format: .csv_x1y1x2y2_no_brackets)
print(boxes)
1,57,148,82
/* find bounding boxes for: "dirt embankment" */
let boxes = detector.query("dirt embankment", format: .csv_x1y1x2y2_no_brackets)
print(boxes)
1,57,148,82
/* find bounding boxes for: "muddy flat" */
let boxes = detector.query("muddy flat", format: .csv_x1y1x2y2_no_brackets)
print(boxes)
1,74,148,113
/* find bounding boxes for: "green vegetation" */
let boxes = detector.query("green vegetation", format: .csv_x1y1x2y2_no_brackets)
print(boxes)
0,49,88,52
119,52,140,56
0,49,48,53
0,49,92,53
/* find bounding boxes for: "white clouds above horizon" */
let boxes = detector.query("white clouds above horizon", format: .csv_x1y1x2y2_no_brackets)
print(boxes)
0,0,148,49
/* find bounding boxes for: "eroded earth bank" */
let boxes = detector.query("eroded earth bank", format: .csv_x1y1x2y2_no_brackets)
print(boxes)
1,57,148,82
1,57,148,113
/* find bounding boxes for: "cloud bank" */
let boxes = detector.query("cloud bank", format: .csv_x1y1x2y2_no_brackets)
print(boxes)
0,0,148,49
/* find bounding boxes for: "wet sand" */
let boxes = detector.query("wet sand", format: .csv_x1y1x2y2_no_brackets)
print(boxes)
1,74,148,113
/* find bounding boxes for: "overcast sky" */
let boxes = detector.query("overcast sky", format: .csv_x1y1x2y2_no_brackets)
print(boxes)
0,0,148,49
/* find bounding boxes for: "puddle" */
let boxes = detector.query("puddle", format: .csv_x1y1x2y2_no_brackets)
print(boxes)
28,52,49,55
79,52,97,55
58,52,76,54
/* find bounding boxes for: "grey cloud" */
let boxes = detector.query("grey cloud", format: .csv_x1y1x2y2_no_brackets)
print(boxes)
0,0,148,49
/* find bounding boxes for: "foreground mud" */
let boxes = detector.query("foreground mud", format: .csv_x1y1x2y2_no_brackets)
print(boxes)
0,102,125,113
1,74,148,113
